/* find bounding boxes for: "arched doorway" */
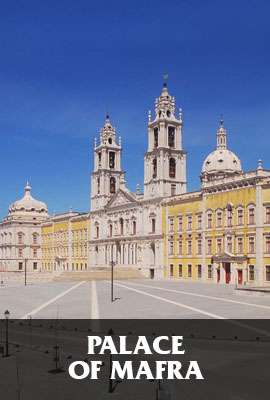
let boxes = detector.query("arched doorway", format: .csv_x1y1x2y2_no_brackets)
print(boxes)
150,242,155,266
95,245,99,266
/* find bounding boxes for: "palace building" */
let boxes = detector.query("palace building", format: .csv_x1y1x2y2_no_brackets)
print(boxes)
1,82,270,286
163,122,270,286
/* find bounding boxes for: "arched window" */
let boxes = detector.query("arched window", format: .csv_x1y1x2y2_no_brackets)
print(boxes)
248,205,255,225
109,152,115,169
169,158,176,178
132,220,136,235
154,128,159,148
109,223,113,237
151,218,156,233
227,204,233,227
97,177,100,194
168,127,175,148
152,158,157,178
120,218,124,235
32,232,38,244
110,177,116,194
95,224,99,239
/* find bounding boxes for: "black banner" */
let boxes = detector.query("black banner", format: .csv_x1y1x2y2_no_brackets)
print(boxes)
0,319,269,399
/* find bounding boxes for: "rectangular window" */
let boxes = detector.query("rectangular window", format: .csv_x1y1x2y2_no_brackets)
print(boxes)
169,241,174,256
216,211,222,228
237,209,244,225
197,239,202,255
249,207,255,225
33,262,38,270
197,214,202,230
187,215,192,230
178,216,183,232
170,264,174,278
265,236,270,253
266,266,270,282
249,236,255,253
18,233,23,245
237,237,243,254
266,207,270,224
227,236,233,253
187,240,192,255
169,218,174,232
208,265,213,279
207,239,212,255
207,213,212,229
227,210,233,227
18,262,23,271
178,264,182,278
188,264,192,278
197,264,202,279
217,238,222,254
178,240,182,255
171,184,176,196
249,265,255,281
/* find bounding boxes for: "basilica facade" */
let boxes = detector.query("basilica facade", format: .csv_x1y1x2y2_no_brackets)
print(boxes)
88,83,186,278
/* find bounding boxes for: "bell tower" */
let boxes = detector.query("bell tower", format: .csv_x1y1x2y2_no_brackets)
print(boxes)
91,115,125,210
144,83,187,199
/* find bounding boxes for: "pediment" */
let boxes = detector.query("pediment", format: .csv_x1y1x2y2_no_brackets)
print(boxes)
106,189,137,209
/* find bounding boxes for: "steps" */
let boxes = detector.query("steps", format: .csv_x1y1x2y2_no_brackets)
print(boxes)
53,267,146,282
0,271,55,285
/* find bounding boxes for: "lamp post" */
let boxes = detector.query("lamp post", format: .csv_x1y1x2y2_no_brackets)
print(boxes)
111,259,115,303
111,240,120,303
24,258,27,286
4,310,10,357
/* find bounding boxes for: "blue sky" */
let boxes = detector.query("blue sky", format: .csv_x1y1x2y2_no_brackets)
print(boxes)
0,0,269,217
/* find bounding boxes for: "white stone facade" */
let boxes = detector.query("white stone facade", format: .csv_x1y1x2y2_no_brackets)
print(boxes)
88,84,187,278
0,183,48,272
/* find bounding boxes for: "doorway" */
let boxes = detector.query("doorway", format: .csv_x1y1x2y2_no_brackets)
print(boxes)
224,263,231,284
217,268,220,283
150,242,156,266
150,268,155,279
237,269,243,285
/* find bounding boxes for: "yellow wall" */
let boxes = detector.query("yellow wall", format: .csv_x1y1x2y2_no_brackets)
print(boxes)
163,185,270,284
41,213,89,271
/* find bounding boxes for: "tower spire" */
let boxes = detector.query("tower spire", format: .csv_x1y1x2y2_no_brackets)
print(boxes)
216,116,227,150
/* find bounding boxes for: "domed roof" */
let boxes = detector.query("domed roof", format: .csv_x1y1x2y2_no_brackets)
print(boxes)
8,183,48,216
202,149,242,174
201,120,242,177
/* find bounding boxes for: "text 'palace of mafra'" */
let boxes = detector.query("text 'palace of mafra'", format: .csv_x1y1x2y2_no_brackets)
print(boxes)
1,82,270,286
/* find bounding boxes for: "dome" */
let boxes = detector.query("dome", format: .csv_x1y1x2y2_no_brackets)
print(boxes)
202,149,242,175
201,120,242,178
8,183,48,217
